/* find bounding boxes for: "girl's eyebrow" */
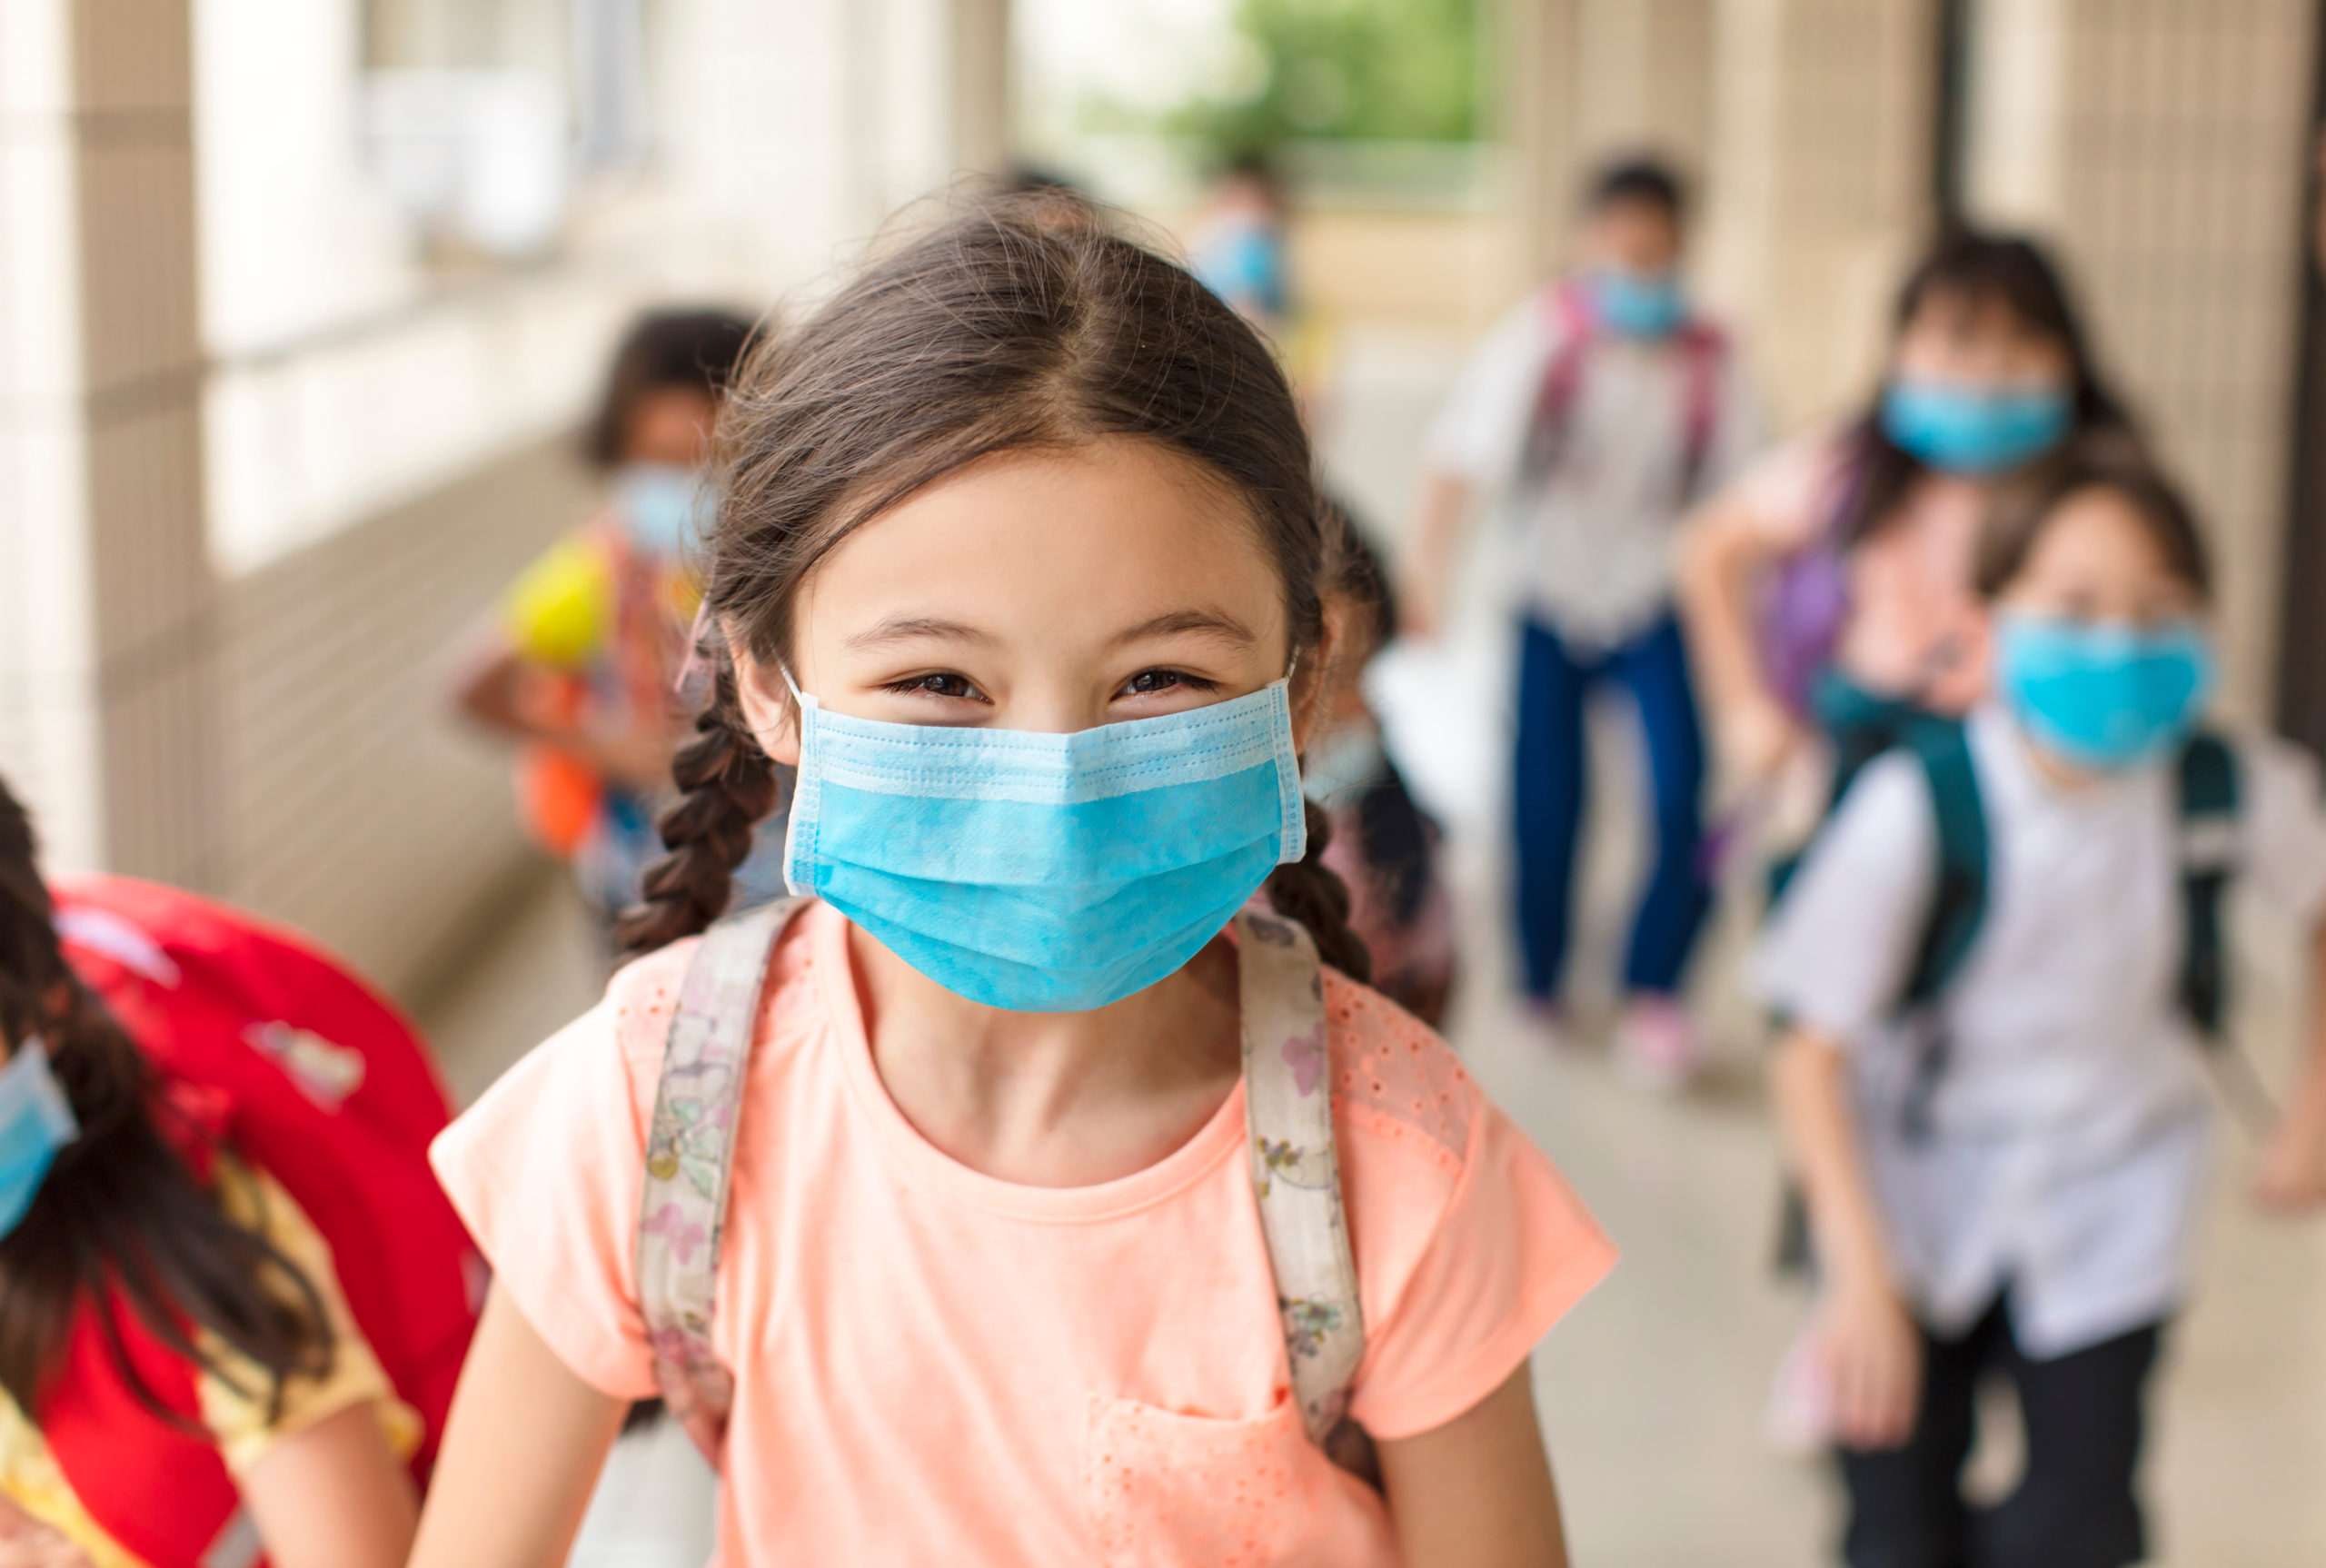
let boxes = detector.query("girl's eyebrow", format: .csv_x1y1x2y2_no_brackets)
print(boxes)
1109,609,1258,649
844,615,998,650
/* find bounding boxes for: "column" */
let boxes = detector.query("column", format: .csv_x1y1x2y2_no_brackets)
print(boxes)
0,0,218,882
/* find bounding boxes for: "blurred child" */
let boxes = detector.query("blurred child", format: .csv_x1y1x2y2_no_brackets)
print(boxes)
1401,154,1764,1083
410,195,1612,1567
1187,151,1291,336
1680,229,2134,829
0,775,479,1568
454,308,770,947
1312,511,1457,1027
1755,447,2326,1567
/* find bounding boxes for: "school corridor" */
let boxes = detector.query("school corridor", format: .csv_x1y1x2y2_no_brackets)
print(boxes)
9,0,2326,1563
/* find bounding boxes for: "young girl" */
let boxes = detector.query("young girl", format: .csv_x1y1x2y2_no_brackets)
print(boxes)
413,198,1615,1566
454,307,780,947
0,779,445,1568
1754,446,2326,1567
1680,229,2133,817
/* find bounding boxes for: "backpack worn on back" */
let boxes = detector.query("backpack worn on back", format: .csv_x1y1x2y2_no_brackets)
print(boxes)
634,899,1379,1482
1871,719,2242,1141
1522,280,1727,501
44,876,482,1568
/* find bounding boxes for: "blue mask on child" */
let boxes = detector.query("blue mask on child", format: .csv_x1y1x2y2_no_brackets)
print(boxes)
614,465,711,556
1587,269,1687,339
1881,381,2073,474
0,1041,77,1241
782,679,1307,1013
1995,612,2214,771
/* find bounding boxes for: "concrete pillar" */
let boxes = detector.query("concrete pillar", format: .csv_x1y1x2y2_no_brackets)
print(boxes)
1575,0,1716,179
1697,0,1938,430
1506,0,1584,283
951,0,1013,179
1959,0,2317,722
0,0,219,881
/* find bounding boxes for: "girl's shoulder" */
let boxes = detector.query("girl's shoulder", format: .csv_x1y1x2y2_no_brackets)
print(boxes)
601,903,832,1080
1317,968,1480,1176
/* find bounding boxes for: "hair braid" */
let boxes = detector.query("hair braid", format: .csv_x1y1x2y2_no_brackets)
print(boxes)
1264,796,1371,983
618,658,780,958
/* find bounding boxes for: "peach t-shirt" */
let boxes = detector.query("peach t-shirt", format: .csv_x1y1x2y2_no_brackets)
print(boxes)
432,902,1614,1565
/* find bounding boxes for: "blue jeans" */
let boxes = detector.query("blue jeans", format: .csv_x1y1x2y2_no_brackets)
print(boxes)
1513,612,1709,999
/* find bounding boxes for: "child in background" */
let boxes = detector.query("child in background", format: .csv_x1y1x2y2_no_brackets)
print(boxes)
0,776,479,1568
1401,154,1764,1084
454,308,773,947
411,196,1613,1568
1187,151,1291,337
1311,509,1458,1027
1755,447,2326,1568
1680,229,2134,825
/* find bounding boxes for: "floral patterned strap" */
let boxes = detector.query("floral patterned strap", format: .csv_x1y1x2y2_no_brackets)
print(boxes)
1236,909,1370,1466
636,895,810,1465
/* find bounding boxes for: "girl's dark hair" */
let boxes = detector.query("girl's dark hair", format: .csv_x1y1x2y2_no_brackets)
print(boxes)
619,196,1371,981
0,778,333,1423
1975,439,2212,601
1841,226,2133,548
582,307,760,470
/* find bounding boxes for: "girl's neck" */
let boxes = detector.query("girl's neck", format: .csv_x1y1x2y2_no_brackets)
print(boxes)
846,923,1243,1188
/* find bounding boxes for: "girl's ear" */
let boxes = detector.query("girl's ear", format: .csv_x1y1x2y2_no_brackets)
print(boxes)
731,646,802,766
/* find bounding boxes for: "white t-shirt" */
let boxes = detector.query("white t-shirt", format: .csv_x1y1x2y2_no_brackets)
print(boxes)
1426,286,1764,646
1752,706,2326,1356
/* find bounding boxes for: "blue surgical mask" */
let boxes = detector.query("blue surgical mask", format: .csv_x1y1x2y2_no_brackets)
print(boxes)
0,1040,77,1241
1587,269,1687,339
1882,380,2073,474
781,678,1306,1012
613,464,712,556
1995,611,2214,771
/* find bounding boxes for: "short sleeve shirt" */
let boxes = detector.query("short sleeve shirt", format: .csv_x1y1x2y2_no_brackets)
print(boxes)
1752,708,2326,1354
1426,288,1764,645
432,902,1615,1565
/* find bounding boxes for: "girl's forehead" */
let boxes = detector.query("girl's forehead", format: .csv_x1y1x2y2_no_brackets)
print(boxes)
798,439,1287,642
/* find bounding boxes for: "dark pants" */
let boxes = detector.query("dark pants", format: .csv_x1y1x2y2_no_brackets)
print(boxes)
1513,612,1708,1000
1839,1300,2162,1568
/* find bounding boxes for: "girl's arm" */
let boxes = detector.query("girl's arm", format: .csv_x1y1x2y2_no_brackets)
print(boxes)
1768,1024,1920,1449
2254,916,2326,1211
1674,489,1804,785
408,1284,629,1568
1377,1365,1568,1568
239,1401,417,1568
1396,472,1474,640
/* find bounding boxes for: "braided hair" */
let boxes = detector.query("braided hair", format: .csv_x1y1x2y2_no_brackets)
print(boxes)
618,194,1368,983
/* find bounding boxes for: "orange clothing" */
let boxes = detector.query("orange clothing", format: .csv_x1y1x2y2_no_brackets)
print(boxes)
432,902,1614,1564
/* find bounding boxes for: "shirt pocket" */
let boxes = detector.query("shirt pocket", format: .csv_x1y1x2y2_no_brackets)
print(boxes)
1081,1389,1394,1568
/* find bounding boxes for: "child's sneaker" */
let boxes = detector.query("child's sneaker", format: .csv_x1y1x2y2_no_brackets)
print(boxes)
1615,995,1703,1089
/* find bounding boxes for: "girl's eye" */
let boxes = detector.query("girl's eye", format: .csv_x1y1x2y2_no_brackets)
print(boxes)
1118,669,1218,699
884,672,984,701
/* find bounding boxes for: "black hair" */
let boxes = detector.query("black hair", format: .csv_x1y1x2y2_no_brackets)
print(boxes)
582,308,760,471
1977,439,2212,602
1585,154,1687,222
0,777,334,1423
1841,226,2134,548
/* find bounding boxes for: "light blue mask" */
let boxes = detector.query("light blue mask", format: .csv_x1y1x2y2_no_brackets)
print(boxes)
782,679,1307,1013
0,1040,77,1241
1587,269,1687,339
613,464,712,556
1881,380,2073,474
1995,612,2214,771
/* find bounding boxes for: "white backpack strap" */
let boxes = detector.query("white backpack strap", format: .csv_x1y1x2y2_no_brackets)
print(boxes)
1237,908,1372,1469
636,895,810,1464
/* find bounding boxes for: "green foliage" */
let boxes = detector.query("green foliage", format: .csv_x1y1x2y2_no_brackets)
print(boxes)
1168,0,1484,162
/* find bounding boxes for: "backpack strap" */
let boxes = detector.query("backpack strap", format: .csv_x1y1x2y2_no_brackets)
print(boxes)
1520,283,1595,483
1894,717,1990,1143
636,894,812,1464
1235,908,1377,1480
2176,730,2240,1041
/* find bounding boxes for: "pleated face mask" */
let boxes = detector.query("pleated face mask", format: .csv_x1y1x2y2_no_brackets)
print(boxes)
781,675,1306,1013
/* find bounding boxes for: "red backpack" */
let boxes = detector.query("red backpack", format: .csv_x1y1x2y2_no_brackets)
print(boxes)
37,875,482,1568
1524,278,1728,499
